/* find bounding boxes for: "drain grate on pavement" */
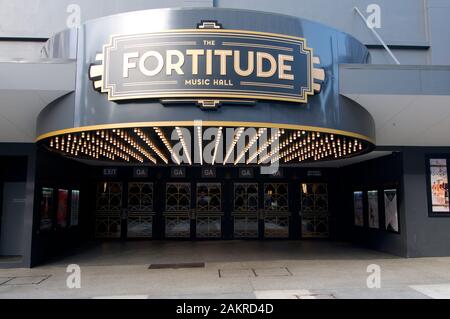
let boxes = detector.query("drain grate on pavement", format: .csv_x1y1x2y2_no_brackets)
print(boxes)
148,262,205,269
0,275,51,286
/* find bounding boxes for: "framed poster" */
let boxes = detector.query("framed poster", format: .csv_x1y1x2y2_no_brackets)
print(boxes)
39,187,54,231
70,190,80,226
56,189,68,228
428,158,450,215
368,190,379,229
353,191,364,227
384,189,399,233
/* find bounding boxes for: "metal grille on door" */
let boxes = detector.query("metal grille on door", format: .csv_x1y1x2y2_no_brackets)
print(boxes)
196,183,222,238
233,183,259,238
300,183,329,238
127,182,154,238
95,182,122,238
263,183,290,238
164,183,191,238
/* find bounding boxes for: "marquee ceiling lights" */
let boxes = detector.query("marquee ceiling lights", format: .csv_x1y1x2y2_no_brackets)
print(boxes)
134,128,168,164
211,127,223,165
43,125,372,165
223,127,245,164
195,121,203,165
247,129,284,164
176,126,192,165
234,128,266,166
153,127,181,165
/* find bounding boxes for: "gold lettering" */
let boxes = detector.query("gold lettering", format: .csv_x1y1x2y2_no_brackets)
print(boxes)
206,49,213,75
278,54,294,80
186,49,204,75
257,52,277,78
234,50,254,77
214,50,232,75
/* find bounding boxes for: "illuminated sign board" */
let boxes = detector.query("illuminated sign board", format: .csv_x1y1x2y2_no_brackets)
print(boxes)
89,23,324,105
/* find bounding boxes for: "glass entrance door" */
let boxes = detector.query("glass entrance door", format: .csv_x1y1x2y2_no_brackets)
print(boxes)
300,183,329,238
95,182,122,238
127,182,154,238
263,183,290,238
164,183,191,238
195,183,222,238
232,183,259,238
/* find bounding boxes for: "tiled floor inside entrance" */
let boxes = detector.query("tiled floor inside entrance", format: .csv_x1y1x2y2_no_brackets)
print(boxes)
1,240,450,299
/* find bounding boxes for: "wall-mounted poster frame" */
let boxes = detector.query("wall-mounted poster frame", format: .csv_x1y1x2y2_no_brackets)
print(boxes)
353,191,364,227
70,190,80,226
39,187,54,231
367,190,379,229
56,189,68,228
426,155,450,217
384,189,400,233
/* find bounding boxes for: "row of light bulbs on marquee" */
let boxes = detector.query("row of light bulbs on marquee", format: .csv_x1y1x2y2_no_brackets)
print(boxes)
246,129,285,164
47,127,367,165
234,128,266,165
112,129,156,163
211,127,222,165
272,131,364,162
153,127,181,165
49,131,142,162
175,127,192,165
134,128,168,164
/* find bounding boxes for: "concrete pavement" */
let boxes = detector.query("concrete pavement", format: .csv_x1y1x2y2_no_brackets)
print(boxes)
0,240,449,299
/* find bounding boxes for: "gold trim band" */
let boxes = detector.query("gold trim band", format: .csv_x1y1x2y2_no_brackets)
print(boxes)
36,120,375,144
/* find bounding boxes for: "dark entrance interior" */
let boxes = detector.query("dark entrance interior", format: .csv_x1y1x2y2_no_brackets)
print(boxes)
31,146,405,266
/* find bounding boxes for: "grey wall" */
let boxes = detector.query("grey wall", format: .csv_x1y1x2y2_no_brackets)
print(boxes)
0,182,26,256
426,0,450,65
0,145,36,268
2,0,450,65
0,0,213,37
402,147,450,257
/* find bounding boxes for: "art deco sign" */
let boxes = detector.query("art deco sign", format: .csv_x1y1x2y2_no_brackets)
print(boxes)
89,23,324,106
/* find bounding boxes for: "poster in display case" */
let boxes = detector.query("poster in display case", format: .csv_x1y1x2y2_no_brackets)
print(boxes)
39,187,54,231
57,189,68,228
368,190,379,229
428,158,449,215
384,189,399,233
353,191,364,227
71,190,80,226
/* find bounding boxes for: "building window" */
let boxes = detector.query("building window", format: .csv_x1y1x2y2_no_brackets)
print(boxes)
428,158,450,216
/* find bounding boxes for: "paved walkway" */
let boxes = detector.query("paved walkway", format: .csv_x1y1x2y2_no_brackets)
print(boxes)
1,240,450,299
